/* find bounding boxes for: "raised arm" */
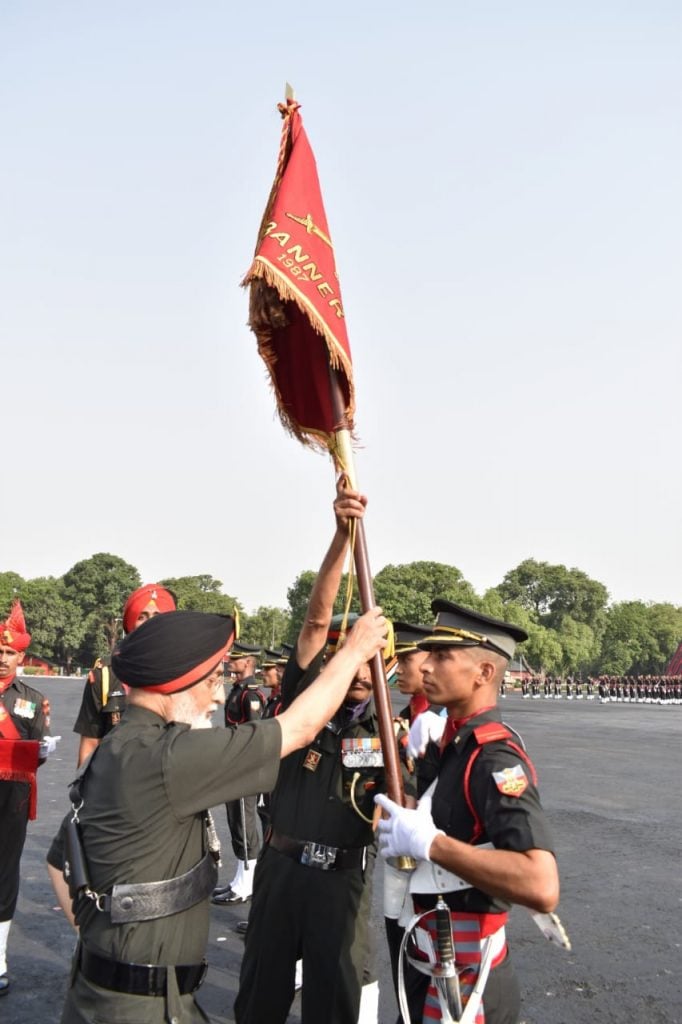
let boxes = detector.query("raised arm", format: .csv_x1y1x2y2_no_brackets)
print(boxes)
296,477,367,671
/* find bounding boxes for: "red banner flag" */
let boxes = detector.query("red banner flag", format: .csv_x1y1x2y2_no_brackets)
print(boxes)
243,99,355,451
0,739,40,819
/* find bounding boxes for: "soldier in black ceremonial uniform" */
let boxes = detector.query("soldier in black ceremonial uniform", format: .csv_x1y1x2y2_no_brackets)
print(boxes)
257,649,286,833
51,605,388,1024
237,646,296,935
376,602,560,1024
212,641,265,905
384,622,435,1012
72,584,176,766
261,648,286,719
236,480,408,1024
0,601,52,996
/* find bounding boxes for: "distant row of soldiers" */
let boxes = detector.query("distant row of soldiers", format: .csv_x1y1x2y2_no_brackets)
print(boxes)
510,674,682,704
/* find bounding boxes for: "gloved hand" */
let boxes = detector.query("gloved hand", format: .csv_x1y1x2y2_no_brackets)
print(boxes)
407,710,446,758
39,736,61,758
375,793,444,862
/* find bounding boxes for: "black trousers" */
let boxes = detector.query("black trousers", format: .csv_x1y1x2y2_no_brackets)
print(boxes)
235,845,372,1024
225,795,261,862
0,781,30,920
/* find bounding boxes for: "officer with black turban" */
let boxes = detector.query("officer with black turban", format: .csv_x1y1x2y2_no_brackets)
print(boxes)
51,603,387,1024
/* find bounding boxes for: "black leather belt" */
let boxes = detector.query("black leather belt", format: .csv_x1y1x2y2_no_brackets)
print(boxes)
268,829,366,871
79,945,207,997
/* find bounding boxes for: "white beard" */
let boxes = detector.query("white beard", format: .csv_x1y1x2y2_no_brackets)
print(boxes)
171,691,215,730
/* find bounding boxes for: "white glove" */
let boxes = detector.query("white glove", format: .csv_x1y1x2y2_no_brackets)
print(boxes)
407,710,446,758
39,736,61,758
374,793,444,862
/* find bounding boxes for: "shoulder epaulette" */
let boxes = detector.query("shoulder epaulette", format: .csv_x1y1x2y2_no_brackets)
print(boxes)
473,722,513,745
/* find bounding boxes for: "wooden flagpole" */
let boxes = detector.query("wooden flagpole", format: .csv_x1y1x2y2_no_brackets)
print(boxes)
327,366,405,808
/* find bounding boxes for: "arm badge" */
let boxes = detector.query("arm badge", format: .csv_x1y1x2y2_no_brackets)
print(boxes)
492,763,529,797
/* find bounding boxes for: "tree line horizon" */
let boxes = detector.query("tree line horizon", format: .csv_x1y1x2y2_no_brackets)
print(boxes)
1,553,679,677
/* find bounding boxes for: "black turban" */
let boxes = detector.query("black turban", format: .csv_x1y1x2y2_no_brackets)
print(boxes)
112,610,235,693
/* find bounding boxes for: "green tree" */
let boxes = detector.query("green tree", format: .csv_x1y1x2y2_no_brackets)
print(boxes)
495,559,609,630
286,568,361,642
479,590,564,673
22,577,86,672
554,616,599,674
242,606,291,649
160,575,241,615
374,562,477,624
599,601,682,674
0,571,25,614
62,553,141,663
287,571,316,640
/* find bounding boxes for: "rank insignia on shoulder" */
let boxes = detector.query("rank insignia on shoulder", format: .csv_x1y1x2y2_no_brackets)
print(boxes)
492,763,529,797
303,748,322,772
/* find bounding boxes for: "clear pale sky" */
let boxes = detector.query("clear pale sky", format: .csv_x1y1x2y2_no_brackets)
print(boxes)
2,2,680,613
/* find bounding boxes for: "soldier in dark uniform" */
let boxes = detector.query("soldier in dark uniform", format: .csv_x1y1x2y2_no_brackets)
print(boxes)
376,601,560,1024
52,604,388,1024
235,481,411,1024
73,583,176,766
384,622,434,1011
212,641,265,905
235,648,289,936
256,649,285,833
0,601,52,995
261,648,285,719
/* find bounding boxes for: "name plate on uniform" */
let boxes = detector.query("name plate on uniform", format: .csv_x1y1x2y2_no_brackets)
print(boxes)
341,737,384,768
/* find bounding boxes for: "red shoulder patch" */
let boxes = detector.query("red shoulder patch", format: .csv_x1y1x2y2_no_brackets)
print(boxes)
473,722,512,745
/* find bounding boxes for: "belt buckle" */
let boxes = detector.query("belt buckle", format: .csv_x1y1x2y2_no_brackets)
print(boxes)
301,841,337,870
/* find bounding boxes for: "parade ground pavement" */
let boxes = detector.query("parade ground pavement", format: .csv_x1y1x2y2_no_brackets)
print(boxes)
10,678,682,1024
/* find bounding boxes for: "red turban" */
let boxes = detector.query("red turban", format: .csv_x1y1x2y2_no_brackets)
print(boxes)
0,600,31,652
122,584,176,634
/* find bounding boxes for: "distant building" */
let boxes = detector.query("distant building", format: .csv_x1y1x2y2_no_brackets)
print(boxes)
506,653,534,683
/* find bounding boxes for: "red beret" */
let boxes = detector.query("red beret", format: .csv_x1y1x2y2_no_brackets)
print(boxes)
122,584,176,634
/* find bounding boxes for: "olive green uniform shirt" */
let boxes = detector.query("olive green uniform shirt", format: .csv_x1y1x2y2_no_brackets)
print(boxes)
69,705,281,964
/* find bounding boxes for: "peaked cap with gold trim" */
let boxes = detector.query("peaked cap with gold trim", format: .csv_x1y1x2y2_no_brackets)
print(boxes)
418,600,527,660
277,642,294,665
226,641,262,661
393,621,432,656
